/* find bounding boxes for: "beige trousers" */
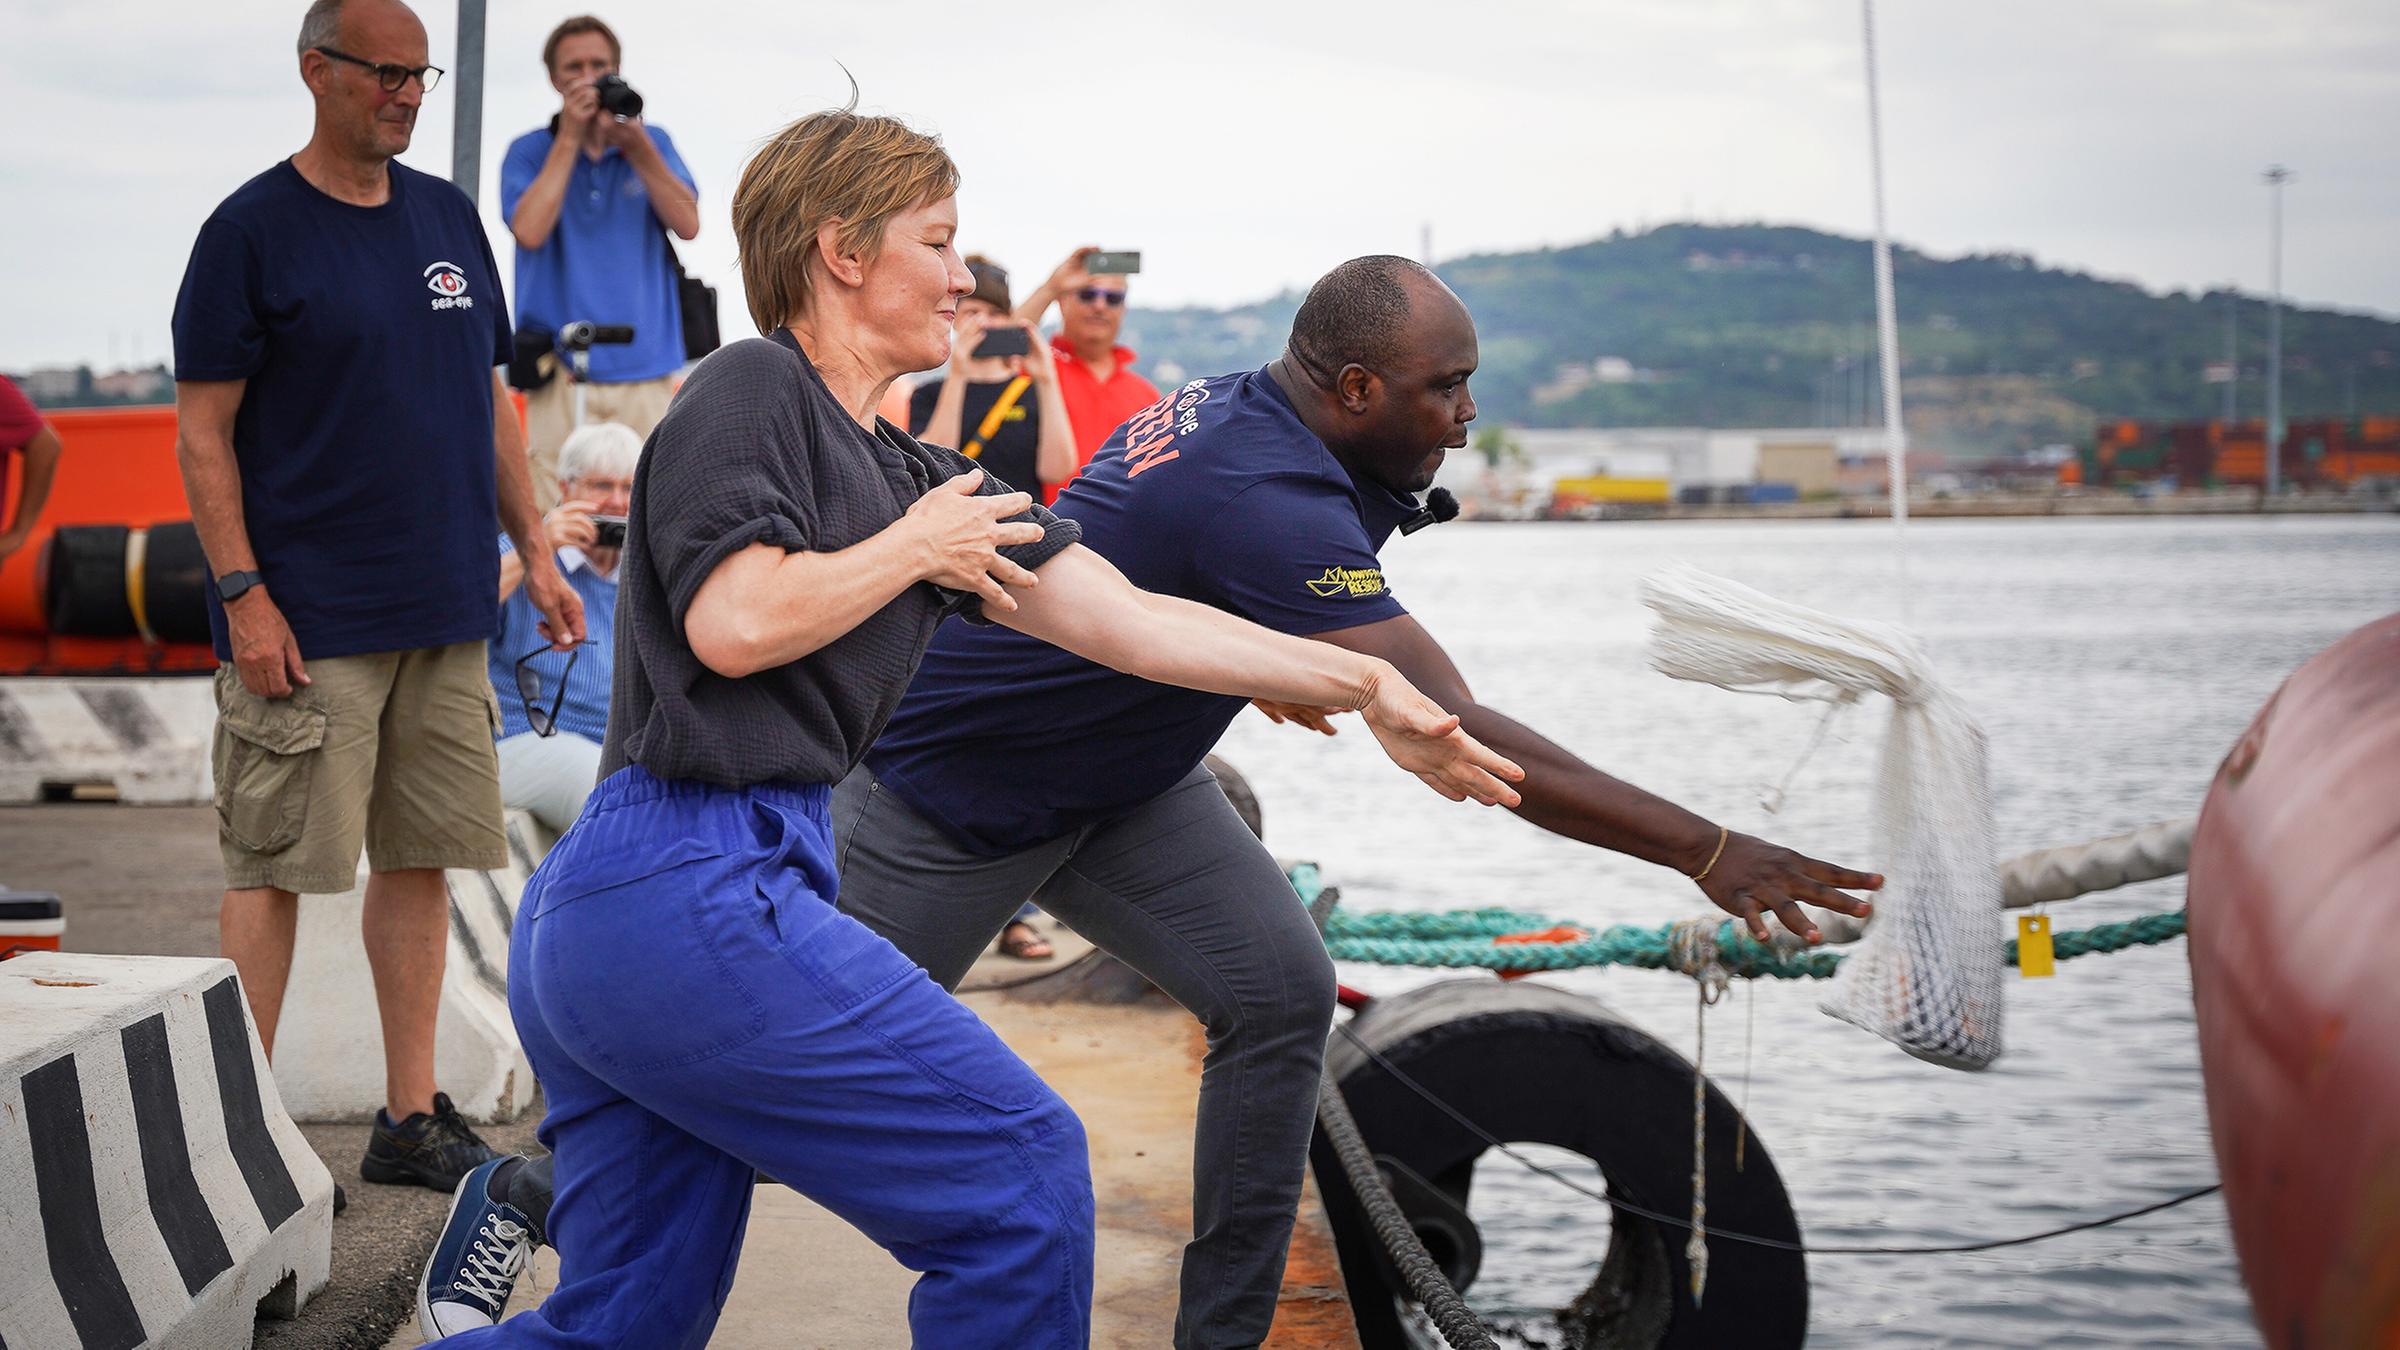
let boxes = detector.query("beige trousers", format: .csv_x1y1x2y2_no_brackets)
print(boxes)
523,367,677,511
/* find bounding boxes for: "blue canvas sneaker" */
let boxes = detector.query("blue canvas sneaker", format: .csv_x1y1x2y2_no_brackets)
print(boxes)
419,1156,532,1337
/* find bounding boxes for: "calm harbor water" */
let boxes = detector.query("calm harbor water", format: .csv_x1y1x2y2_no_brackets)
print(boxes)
1211,513,2400,1347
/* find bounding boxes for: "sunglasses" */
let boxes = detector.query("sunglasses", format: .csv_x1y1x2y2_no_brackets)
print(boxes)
513,642,584,738
1074,287,1127,308
315,46,445,93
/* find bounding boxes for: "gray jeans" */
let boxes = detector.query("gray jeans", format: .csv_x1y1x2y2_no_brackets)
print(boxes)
832,762,1337,1350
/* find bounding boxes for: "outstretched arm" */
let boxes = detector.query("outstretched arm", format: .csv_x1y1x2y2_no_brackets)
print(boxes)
997,545,1524,808
1312,613,1880,941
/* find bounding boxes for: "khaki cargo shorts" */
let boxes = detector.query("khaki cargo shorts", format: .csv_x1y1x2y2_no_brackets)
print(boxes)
212,641,508,894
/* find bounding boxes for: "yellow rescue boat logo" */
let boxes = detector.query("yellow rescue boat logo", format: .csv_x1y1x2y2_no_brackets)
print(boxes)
1305,566,1386,598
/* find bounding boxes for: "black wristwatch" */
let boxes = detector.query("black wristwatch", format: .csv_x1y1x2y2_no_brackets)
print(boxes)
216,570,267,603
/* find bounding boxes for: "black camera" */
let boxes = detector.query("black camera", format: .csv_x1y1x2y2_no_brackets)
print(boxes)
593,73,643,119
591,514,628,548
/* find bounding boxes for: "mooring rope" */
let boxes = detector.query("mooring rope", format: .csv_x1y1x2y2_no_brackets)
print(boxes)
1322,908,2188,977
1315,1068,1498,1350
1331,1021,2225,1258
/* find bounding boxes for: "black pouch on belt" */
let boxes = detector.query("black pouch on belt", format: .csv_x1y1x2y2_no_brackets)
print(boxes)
509,327,557,391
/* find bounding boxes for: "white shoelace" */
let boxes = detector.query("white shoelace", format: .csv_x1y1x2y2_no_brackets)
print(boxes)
451,1216,530,1307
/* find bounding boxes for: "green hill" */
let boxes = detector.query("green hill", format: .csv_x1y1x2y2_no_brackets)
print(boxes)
1126,223,2400,458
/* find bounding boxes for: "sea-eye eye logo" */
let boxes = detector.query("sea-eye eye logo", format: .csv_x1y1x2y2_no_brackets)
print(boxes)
423,262,475,310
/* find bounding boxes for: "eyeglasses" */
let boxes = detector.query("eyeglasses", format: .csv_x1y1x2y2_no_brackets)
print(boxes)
1074,287,1127,308
513,642,583,738
315,46,445,93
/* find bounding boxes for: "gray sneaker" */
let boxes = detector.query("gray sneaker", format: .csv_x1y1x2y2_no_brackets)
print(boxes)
361,1092,502,1192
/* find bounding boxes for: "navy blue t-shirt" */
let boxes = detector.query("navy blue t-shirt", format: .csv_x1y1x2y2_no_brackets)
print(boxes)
172,159,513,661
867,367,1416,854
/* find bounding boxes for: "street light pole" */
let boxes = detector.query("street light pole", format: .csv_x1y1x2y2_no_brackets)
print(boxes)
451,0,488,208
2263,165,2291,495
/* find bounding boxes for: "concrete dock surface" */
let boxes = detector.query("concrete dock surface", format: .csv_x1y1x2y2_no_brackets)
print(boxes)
4,803,1360,1347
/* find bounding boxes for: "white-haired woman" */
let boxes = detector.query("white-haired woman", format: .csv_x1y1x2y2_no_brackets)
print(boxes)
427,109,1521,1348
487,419,643,834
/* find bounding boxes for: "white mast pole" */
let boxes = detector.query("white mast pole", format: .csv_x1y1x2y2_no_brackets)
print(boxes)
2263,165,2291,496
1862,0,1909,538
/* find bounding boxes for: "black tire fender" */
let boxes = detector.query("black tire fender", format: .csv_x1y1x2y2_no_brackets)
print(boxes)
1312,978,1808,1349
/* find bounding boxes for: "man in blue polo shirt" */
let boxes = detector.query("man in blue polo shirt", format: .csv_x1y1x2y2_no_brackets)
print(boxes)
502,14,698,511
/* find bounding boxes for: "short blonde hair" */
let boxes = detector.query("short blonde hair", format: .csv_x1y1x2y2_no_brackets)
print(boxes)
732,110,961,335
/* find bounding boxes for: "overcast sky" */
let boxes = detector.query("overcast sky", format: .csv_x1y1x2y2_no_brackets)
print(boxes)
4,0,2396,372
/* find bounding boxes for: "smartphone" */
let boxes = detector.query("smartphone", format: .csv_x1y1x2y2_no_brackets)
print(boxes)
972,326,1032,359
591,514,628,548
1083,251,1142,276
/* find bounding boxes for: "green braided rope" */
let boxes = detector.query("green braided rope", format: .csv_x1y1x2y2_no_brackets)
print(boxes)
2006,909,2186,963
1319,907,2188,977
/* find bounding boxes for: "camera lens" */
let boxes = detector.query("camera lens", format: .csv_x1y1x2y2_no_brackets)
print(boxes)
594,74,643,119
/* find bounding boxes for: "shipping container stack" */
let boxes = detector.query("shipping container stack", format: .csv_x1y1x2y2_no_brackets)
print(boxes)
2082,418,2400,490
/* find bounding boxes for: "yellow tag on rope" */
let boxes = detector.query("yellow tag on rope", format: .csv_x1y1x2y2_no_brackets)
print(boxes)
2017,914,2056,979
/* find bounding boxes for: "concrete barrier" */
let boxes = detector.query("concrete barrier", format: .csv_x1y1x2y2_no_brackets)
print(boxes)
0,952,335,1349
0,677,214,805
272,811,556,1125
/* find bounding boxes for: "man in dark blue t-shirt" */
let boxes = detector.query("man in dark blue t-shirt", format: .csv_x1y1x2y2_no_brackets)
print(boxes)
838,257,1882,1345
170,0,583,1194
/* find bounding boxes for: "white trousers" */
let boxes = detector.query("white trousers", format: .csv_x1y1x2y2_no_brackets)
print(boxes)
495,731,605,835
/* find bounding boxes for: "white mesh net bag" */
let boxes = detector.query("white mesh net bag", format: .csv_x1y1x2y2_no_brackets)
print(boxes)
1640,565,2005,1070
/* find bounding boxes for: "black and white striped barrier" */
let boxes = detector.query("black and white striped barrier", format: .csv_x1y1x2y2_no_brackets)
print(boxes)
0,678,214,805
0,953,335,1348
273,811,557,1125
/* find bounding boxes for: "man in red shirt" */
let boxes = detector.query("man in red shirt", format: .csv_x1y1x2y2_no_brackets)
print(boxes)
1016,246,1162,502
0,376,65,566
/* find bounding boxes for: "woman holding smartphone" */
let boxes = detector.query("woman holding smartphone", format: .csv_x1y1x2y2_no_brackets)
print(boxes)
438,108,1522,1349
912,255,1078,510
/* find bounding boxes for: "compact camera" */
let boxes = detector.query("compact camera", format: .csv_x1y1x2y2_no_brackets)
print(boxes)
591,515,629,548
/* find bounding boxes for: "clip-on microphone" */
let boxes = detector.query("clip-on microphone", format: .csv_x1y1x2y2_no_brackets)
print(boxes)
1399,487,1460,536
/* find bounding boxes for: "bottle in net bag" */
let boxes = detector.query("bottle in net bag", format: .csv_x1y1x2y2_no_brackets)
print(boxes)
1642,566,2005,1070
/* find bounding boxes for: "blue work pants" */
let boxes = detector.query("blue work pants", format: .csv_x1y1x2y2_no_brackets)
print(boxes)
449,767,1093,1348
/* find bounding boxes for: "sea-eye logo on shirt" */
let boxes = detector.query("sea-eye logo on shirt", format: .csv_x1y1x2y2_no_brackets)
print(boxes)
423,262,476,311
1306,566,1386,598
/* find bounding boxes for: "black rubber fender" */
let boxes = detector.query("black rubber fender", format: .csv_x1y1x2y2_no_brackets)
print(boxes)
139,521,214,645
1311,978,1807,1349
41,524,135,638
37,521,214,644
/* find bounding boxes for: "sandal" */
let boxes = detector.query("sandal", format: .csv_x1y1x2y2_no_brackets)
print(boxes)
998,920,1055,961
